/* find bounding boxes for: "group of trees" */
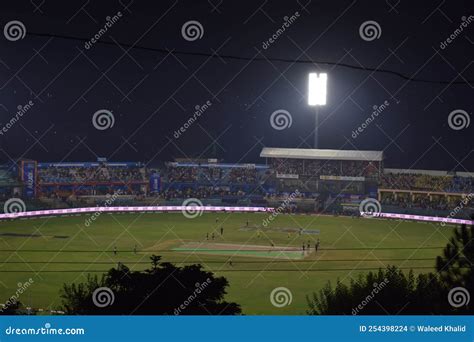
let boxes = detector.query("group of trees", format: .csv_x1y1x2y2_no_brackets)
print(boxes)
61,255,241,315
307,224,473,315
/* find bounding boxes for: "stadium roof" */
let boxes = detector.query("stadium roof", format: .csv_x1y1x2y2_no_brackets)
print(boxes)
260,147,383,162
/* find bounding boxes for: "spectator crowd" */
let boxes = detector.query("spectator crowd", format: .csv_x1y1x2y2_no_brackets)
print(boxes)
165,164,264,185
38,165,145,184
271,159,380,178
380,173,474,193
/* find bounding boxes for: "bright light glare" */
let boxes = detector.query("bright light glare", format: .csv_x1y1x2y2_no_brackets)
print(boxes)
308,73,327,106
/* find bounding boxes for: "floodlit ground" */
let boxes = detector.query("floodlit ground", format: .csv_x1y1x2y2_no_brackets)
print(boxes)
0,212,454,314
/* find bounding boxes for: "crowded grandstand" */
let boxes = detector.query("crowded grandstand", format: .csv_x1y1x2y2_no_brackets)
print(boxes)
1,148,473,220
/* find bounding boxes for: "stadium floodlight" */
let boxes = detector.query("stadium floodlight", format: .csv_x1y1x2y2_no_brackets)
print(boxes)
308,72,327,106
308,72,327,149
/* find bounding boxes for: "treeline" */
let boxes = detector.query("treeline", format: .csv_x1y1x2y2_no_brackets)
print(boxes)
307,225,473,315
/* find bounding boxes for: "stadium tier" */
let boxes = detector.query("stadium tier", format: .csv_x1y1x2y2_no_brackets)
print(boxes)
261,147,382,179
0,164,21,199
1,151,473,220
381,168,474,193
36,161,148,197
159,162,271,206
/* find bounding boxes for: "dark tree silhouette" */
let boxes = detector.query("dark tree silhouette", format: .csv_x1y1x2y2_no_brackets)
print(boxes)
0,301,22,315
60,255,241,315
436,224,473,292
307,225,473,315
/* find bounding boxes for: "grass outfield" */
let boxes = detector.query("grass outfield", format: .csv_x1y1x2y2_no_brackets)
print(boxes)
0,212,455,315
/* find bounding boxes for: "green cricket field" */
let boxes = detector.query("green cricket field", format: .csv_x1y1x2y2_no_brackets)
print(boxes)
0,211,453,314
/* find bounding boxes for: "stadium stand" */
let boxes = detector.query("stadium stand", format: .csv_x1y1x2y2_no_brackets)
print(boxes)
164,161,269,190
261,147,382,178
381,169,474,193
157,161,272,207
0,166,19,187
378,168,474,218
0,165,21,200
0,151,472,219
37,162,147,199
260,148,382,196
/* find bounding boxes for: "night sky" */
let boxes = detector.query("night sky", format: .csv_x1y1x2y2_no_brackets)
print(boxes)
0,0,472,171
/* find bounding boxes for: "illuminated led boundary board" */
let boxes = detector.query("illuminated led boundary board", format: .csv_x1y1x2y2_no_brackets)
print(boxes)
0,206,271,220
0,206,473,226
360,211,473,226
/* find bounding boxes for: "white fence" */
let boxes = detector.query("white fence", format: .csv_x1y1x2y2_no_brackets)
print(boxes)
0,206,272,220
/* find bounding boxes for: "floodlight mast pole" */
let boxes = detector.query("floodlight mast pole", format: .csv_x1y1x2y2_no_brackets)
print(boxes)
308,72,327,150
314,106,319,149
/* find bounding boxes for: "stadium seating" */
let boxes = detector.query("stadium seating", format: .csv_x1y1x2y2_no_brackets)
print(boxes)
38,165,145,183
165,163,265,185
273,159,379,178
380,173,474,193
35,162,147,199
2,153,472,219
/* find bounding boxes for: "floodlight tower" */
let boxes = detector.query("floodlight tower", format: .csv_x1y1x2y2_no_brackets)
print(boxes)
308,73,327,149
